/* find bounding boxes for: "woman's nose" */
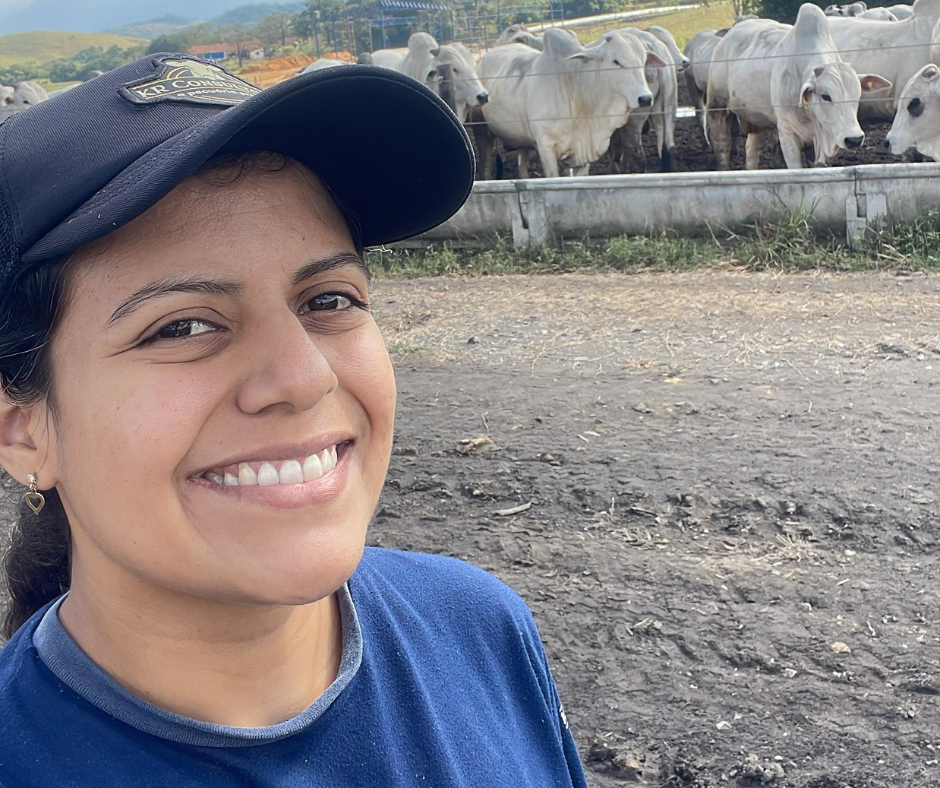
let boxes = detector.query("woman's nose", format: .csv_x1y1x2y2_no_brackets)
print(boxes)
235,311,337,416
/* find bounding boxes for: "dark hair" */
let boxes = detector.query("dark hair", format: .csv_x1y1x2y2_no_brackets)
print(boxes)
0,151,362,640
0,259,72,640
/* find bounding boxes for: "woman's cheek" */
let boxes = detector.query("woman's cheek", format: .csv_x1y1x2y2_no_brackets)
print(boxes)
76,364,222,480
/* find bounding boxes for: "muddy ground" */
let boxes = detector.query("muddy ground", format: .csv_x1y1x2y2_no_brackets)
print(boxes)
371,271,940,787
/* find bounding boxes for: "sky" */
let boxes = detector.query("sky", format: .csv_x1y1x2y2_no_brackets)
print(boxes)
0,0,30,12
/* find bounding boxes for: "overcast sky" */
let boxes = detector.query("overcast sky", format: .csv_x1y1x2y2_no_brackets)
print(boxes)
0,0,29,11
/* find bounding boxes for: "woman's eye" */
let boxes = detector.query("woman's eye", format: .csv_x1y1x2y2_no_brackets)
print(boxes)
299,293,356,314
155,319,218,340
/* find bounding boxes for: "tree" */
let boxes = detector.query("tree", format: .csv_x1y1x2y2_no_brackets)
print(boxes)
218,23,251,67
752,0,825,22
254,12,296,55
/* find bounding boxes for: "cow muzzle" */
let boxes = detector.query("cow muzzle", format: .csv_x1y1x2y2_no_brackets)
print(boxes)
638,93,653,107
477,91,489,105
844,135,864,149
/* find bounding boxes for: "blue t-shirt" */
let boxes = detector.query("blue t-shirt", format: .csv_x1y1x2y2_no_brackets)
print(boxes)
0,548,588,787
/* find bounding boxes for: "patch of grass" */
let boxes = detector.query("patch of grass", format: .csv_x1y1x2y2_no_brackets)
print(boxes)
574,1,736,48
367,211,940,279
0,32,146,69
871,212,940,270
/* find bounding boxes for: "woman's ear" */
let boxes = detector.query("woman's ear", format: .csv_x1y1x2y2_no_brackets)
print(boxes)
0,397,58,489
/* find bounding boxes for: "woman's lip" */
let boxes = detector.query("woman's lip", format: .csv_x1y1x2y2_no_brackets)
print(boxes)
192,432,355,477
188,442,354,510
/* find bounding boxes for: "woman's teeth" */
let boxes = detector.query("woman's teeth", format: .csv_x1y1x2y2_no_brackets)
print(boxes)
201,445,339,487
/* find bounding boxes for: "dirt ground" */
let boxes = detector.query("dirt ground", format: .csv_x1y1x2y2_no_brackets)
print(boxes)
371,271,940,787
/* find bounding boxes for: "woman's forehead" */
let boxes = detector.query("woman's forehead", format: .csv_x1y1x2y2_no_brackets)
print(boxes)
68,163,355,293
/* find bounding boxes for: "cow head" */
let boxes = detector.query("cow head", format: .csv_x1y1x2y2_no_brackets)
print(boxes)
799,63,890,164
886,63,940,160
427,43,488,123
496,23,543,49
568,33,661,111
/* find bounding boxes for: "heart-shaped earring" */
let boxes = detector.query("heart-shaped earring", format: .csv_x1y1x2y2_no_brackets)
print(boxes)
25,473,45,516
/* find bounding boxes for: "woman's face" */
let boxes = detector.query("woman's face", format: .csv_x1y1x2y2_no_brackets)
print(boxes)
43,160,396,606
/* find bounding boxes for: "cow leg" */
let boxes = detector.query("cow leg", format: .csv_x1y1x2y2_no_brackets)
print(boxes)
707,107,733,169
698,103,709,151
778,131,805,169
649,106,670,172
686,72,708,150
571,162,591,177
468,107,493,179
519,149,542,179
745,132,764,170
622,117,647,173
663,104,678,172
609,126,626,173
535,143,559,178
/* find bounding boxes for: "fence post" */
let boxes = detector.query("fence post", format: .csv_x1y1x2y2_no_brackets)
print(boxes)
512,183,553,248
846,189,887,250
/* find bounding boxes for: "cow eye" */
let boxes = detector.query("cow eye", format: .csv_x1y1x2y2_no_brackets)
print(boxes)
613,58,622,67
821,94,832,102
909,97,924,117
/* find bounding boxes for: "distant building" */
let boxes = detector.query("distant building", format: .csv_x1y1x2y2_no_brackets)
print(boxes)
189,37,300,63
189,43,236,61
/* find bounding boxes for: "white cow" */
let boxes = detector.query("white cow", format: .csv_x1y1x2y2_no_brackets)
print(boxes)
707,4,890,169
825,2,867,14
495,23,544,49
0,80,48,122
371,33,489,122
478,28,659,178
885,62,940,158
646,25,690,70
826,0,940,119
684,27,728,146
300,58,347,72
859,7,899,18
603,27,680,171
888,3,914,17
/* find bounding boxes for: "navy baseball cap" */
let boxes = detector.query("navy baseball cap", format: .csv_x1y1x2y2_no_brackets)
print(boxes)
0,54,475,291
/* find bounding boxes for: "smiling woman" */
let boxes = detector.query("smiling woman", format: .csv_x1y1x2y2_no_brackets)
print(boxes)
0,55,588,787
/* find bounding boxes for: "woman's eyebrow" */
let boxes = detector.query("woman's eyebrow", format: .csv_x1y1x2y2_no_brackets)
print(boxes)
292,252,370,285
106,253,366,327
106,276,241,327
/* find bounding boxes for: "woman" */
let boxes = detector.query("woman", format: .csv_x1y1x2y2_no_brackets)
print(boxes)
0,55,588,786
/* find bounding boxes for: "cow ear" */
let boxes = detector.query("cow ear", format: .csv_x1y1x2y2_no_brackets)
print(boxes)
645,51,667,68
858,73,892,92
923,65,940,82
800,82,814,106
566,50,602,62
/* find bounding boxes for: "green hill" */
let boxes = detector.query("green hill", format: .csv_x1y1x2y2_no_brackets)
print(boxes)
0,31,147,68
108,14,194,40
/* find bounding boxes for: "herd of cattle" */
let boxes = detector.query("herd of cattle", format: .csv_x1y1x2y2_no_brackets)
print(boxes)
5,8,940,177
303,0,940,176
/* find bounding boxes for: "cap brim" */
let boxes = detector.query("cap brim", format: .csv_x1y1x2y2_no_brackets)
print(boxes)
23,65,474,262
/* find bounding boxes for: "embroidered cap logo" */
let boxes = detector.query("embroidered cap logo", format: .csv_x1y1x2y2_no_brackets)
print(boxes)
120,58,261,108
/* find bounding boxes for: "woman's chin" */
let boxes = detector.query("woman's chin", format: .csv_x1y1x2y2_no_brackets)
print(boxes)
220,545,365,606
